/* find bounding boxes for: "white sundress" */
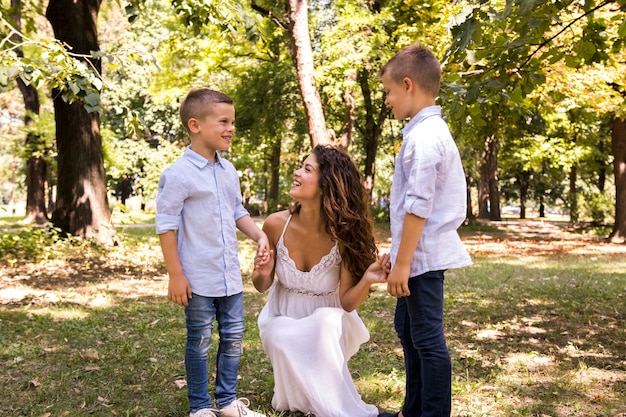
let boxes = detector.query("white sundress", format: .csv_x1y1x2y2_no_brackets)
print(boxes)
257,215,378,417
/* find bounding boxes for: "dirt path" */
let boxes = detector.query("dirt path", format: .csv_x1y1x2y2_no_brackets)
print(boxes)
374,218,626,257
461,219,626,257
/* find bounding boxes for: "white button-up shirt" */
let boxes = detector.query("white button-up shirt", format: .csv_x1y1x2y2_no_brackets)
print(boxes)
389,105,472,276
156,146,249,297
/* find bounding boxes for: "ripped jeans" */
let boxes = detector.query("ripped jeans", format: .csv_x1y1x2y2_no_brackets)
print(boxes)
184,292,245,412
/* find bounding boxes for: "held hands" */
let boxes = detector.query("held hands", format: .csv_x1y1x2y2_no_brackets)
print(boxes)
256,233,270,260
254,248,274,277
252,247,275,293
254,233,271,271
362,253,391,284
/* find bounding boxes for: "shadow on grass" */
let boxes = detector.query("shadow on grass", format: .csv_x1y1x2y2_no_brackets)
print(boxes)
1,227,625,416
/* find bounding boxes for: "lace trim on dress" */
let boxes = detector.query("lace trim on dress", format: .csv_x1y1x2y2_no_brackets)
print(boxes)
276,214,341,292
277,280,339,297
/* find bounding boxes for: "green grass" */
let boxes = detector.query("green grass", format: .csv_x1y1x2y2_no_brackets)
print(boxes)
0,217,625,417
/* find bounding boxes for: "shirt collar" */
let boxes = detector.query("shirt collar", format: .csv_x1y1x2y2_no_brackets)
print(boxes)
184,145,224,169
403,105,441,133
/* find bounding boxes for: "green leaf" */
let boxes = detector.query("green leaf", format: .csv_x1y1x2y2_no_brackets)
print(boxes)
0,68,9,87
85,92,100,107
576,40,596,62
517,0,538,16
510,85,523,103
618,19,626,38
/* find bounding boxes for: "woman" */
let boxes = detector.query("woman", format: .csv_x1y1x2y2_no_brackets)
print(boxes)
252,145,389,417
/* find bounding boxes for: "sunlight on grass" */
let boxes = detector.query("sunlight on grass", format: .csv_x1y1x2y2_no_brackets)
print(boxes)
27,306,92,320
1,220,625,416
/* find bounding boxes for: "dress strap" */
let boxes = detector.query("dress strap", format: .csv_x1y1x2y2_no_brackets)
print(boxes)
279,214,292,241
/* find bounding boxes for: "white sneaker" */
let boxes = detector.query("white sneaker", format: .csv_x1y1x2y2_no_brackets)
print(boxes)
216,398,266,417
190,409,218,417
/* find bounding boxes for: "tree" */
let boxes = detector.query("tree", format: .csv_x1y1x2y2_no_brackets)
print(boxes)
251,0,333,149
444,0,626,239
45,0,114,241
4,0,48,224
612,116,626,241
286,0,332,147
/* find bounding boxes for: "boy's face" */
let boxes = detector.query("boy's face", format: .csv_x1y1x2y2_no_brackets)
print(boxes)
382,72,414,121
189,102,235,154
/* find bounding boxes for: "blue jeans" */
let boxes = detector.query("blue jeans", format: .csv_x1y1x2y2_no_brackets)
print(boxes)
394,270,451,417
185,292,245,412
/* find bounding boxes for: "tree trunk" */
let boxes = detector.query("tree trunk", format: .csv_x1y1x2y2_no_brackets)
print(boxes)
46,0,114,242
609,116,626,243
598,138,606,192
338,71,356,150
480,134,501,220
477,165,489,218
268,140,281,211
519,171,529,219
9,0,48,225
358,69,389,200
287,0,332,148
466,175,473,221
569,165,578,223
23,145,48,225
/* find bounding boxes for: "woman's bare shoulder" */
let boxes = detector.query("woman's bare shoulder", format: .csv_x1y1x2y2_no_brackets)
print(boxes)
262,210,291,237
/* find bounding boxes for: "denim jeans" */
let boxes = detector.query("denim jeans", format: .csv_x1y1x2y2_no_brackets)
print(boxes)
394,270,451,417
185,292,245,412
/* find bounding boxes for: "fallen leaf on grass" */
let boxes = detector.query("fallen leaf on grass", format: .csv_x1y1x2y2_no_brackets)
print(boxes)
590,392,604,402
83,349,99,361
173,379,187,389
85,365,100,371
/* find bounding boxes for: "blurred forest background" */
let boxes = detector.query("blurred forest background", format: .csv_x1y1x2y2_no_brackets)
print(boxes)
2,2,626,416
0,0,625,243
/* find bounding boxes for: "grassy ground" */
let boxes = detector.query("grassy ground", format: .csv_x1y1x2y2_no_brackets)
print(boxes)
0,215,625,417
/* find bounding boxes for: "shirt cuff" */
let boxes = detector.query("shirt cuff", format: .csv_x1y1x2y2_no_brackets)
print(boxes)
155,213,180,234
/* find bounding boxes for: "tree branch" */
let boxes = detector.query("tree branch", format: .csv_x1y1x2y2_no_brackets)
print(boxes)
250,0,287,31
519,0,615,69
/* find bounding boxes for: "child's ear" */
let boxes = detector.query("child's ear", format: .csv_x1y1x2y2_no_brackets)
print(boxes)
188,118,200,133
403,77,414,92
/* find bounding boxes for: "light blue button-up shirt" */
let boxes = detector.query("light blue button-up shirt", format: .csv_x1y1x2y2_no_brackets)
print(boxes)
389,105,472,277
156,146,249,297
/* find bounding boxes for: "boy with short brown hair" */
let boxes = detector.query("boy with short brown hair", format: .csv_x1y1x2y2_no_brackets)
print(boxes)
378,44,472,417
157,88,269,417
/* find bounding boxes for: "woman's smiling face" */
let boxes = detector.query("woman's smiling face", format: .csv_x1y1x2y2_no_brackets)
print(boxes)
290,153,321,202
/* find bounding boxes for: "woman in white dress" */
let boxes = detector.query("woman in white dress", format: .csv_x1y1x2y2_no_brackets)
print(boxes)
252,145,390,417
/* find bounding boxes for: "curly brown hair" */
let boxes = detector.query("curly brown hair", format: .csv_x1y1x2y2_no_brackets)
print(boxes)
291,145,378,280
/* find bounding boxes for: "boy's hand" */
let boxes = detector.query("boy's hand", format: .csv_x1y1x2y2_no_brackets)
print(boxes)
168,274,193,306
255,233,270,266
387,263,411,298
254,249,275,276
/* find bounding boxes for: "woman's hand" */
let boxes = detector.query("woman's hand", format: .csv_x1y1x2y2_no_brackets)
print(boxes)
362,253,391,284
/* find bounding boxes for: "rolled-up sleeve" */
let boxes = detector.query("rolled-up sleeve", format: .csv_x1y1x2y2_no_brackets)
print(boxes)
154,147,249,297
389,106,472,276
403,138,439,219
155,168,187,234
